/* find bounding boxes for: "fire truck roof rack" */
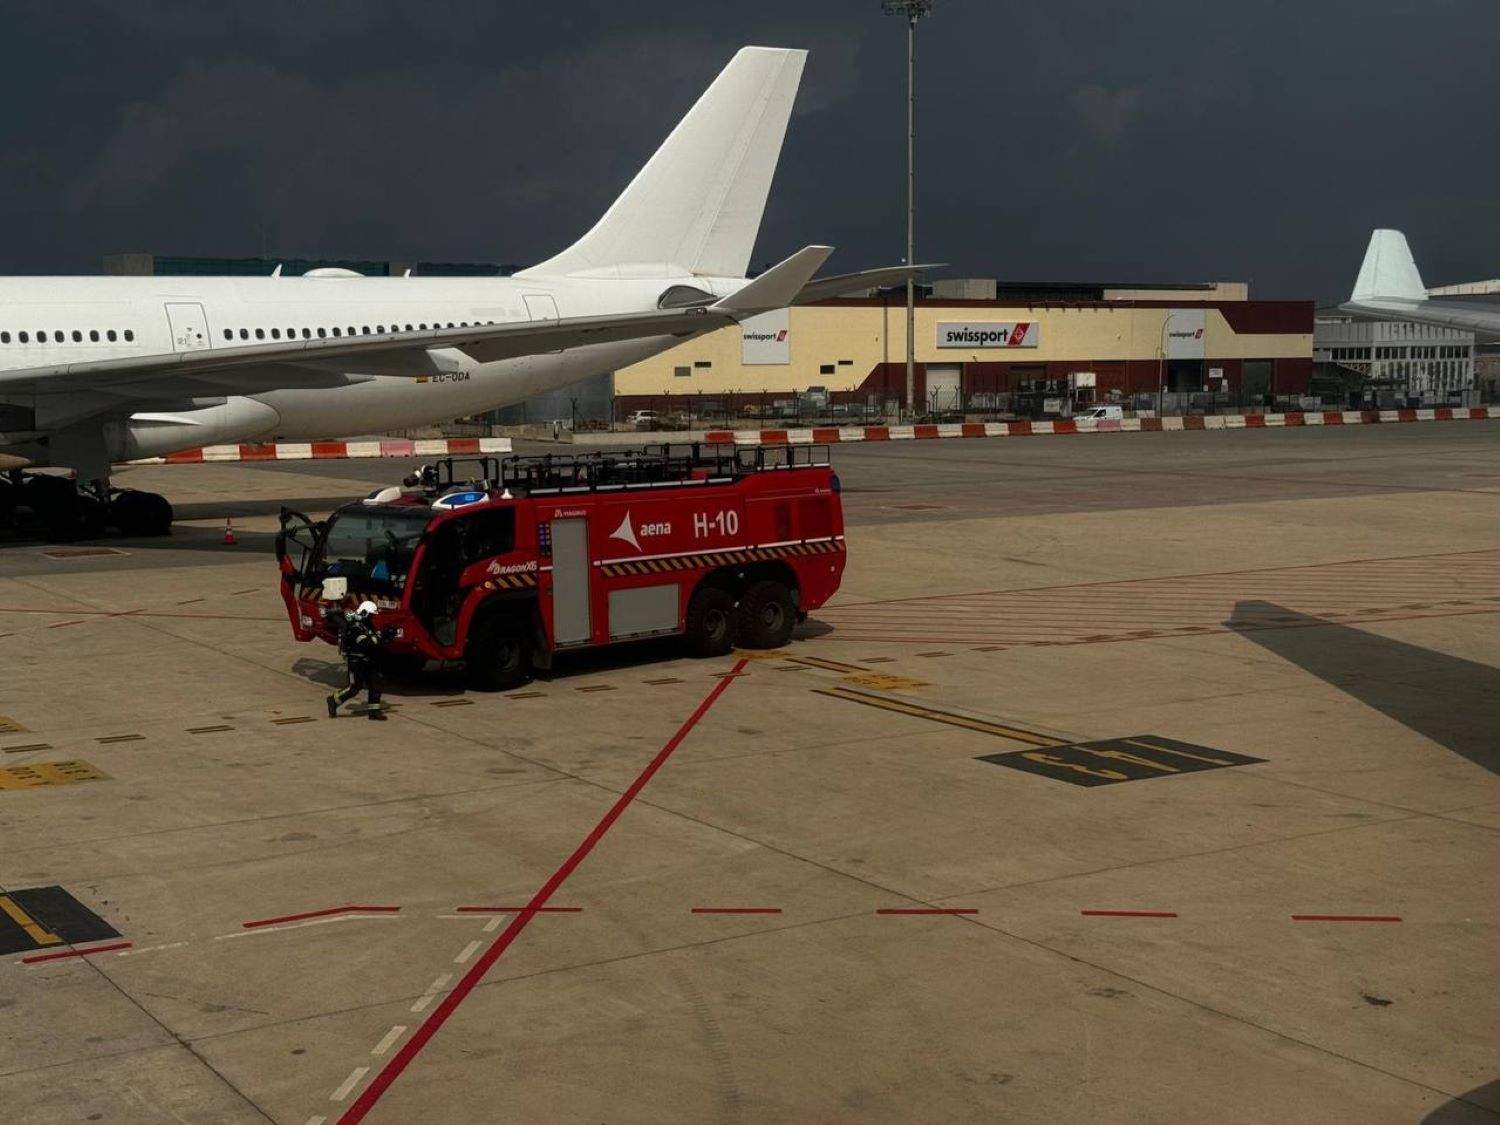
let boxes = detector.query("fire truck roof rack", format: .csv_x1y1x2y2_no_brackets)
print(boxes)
411,443,831,499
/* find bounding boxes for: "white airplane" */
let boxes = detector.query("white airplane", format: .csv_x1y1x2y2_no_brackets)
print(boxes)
1342,229,1500,336
0,46,916,538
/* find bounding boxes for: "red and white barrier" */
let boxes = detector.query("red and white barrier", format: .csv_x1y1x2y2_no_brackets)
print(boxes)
127,436,512,466
703,406,1500,446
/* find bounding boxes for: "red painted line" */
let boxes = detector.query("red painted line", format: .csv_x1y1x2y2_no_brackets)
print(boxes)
1081,910,1179,918
339,658,750,1124
453,906,582,914
690,907,783,915
242,904,400,929
23,941,132,963
876,908,978,916
1290,914,1401,923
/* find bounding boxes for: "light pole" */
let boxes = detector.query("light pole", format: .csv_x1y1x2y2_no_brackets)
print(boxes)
883,0,935,420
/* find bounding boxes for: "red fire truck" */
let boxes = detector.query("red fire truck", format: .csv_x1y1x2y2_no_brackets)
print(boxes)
275,444,845,689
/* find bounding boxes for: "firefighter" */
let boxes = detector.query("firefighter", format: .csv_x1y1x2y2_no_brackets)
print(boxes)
326,600,390,720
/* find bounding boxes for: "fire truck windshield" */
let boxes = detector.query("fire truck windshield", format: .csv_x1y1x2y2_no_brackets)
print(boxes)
318,505,432,585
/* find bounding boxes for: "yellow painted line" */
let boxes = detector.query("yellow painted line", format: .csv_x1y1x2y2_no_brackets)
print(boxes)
0,895,61,946
813,687,1067,748
841,672,929,691
0,760,110,791
784,655,869,674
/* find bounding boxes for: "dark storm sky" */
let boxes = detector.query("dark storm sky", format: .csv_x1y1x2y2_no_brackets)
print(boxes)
2,0,1496,301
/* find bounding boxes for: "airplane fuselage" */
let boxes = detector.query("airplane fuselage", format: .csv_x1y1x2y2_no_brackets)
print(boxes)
0,271,732,467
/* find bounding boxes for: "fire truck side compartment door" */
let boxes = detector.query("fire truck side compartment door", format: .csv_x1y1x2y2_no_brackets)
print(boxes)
608,585,679,640
550,518,592,646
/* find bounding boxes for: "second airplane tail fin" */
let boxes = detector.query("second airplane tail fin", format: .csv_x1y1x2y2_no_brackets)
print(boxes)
524,46,806,282
1352,229,1428,303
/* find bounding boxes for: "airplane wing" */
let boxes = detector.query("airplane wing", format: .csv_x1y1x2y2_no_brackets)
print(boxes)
1340,229,1500,337
0,244,843,402
0,306,732,399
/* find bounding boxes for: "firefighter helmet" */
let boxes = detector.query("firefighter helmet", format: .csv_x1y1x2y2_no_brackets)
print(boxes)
356,600,378,618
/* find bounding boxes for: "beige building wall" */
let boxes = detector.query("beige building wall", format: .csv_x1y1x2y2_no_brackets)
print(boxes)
614,301,1312,398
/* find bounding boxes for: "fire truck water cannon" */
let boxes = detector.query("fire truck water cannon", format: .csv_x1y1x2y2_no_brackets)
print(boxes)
275,444,846,691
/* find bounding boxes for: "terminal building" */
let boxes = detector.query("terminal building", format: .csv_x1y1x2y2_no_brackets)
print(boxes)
1314,314,1476,405
612,279,1315,417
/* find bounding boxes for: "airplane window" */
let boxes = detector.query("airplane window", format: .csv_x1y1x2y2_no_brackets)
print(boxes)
72,330,82,342
404,324,413,332
272,328,281,339
317,327,327,338
419,323,427,330
347,326,356,335
0,332,8,343
89,330,99,342
240,329,249,340
302,328,311,338
37,331,47,342
376,325,386,334
124,330,134,341
362,327,370,335
19,332,28,343
332,326,341,337
256,328,265,340
106,330,116,342
224,329,232,340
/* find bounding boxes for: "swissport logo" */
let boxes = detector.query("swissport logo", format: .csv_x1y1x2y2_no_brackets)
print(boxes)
745,328,789,343
936,322,1040,349
1169,328,1205,340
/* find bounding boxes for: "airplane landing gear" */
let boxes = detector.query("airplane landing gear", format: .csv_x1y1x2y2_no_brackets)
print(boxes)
1,472,174,540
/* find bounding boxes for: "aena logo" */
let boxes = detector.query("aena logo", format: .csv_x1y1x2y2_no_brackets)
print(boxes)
609,511,671,553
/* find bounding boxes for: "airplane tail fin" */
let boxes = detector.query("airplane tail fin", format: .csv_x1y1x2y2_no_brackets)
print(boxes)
524,46,807,281
1352,229,1428,303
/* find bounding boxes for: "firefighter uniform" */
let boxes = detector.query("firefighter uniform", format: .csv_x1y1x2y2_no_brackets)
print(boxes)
327,602,387,719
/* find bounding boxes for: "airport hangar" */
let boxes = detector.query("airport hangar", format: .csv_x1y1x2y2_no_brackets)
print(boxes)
610,279,1315,415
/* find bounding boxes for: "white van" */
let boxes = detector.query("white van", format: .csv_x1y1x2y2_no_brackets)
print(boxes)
1078,405,1124,422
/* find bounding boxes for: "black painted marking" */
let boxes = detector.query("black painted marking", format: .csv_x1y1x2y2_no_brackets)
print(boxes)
0,886,120,956
977,734,1266,788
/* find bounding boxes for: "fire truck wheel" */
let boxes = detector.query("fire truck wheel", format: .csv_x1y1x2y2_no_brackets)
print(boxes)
686,585,739,658
374,651,428,681
738,580,796,649
466,617,533,691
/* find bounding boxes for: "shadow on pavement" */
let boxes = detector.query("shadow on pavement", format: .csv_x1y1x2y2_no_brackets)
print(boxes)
1228,600,1500,776
1421,1079,1500,1122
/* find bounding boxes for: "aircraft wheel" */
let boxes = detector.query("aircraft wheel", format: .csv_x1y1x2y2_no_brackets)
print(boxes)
110,490,174,537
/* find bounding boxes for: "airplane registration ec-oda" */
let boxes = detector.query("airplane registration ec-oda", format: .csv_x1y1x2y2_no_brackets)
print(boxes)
0,46,918,538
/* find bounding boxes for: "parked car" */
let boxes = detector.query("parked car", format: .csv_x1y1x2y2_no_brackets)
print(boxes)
1078,404,1124,421
625,410,660,430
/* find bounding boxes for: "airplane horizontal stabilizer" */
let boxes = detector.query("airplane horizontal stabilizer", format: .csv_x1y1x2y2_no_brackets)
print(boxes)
712,246,833,318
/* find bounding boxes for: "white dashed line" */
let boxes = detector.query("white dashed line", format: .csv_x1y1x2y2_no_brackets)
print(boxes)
371,1025,407,1057
330,1066,369,1102
410,972,451,1014
454,940,482,964
484,916,503,932
305,1117,326,1125
117,941,187,957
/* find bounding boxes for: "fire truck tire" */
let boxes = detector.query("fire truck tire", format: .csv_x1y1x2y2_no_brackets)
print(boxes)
685,585,739,658
738,580,796,649
374,651,428,681
466,616,532,691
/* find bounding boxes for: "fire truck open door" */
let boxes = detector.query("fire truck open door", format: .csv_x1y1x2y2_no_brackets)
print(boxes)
550,518,592,646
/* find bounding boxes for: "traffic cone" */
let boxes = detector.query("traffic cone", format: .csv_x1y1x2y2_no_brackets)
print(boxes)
222,517,237,546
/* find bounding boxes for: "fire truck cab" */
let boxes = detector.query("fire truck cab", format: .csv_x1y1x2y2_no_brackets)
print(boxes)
275,444,845,690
